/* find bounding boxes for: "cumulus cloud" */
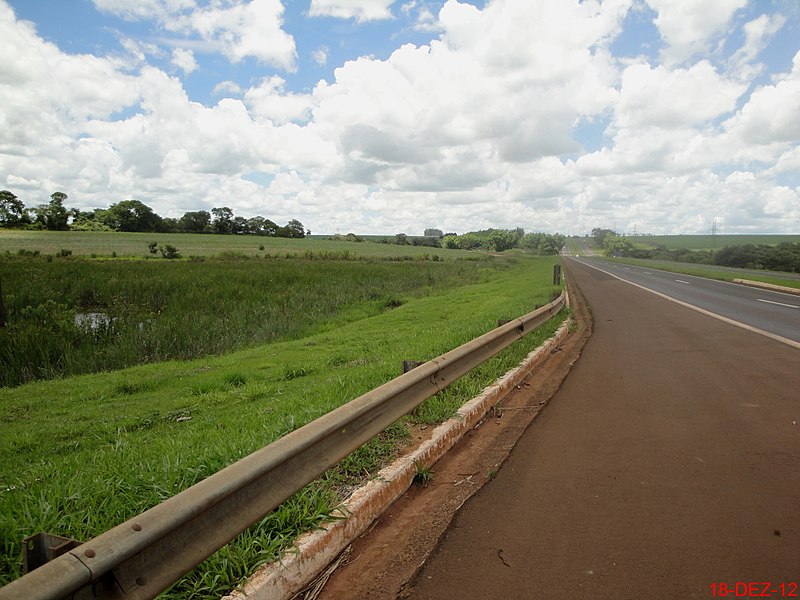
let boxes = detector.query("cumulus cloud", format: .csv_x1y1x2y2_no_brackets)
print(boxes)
723,51,800,146
171,47,197,73
95,0,297,70
244,76,314,124
614,61,744,129
646,0,748,64
309,0,395,22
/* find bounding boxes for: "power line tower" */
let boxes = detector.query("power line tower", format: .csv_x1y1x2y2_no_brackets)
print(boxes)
711,219,719,246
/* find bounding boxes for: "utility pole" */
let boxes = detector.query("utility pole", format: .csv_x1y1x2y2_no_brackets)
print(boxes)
711,219,718,246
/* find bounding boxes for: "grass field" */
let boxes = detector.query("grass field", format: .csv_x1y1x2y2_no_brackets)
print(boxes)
0,230,459,260
0,232,565,597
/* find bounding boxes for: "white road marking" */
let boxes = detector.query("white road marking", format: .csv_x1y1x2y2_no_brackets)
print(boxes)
675,279,690,284
757,298,799,309
644,272,652,275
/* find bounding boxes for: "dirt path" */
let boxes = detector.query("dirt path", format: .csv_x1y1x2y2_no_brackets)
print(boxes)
402,258,800,599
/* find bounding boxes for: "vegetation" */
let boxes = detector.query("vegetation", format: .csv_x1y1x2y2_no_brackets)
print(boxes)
585,228,800,273
0,251,495,387
443,228,565,254
0,251,565,597
0,189,307,238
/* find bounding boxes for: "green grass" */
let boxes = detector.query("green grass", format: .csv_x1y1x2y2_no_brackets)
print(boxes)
0,230,463,260
0,254,565,597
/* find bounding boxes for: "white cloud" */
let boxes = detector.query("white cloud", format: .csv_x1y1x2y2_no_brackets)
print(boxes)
722,51,800,147
614,61,744,129
309,0,395,22
312,46,329,67
731,13,786,66
212,80,243,96
92,0,196,21
244,76,315,124
170,0,297,69
95,0,297,70
646,0,748,64
171,47,197,74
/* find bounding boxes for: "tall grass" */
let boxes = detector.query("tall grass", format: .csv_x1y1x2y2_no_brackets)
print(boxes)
0,255,492,387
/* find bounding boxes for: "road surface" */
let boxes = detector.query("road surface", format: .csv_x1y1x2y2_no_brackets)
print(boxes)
574,257,800,345
403,257,800,599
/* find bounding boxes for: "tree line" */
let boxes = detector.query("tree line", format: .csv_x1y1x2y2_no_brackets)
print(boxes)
0,190,308,238
593,228,800,273
443,229,565,254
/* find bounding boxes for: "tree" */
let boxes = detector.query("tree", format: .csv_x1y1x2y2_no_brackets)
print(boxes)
424,228,444,237
42,192,70,231
104,200,162,232
232,216,248,234
179,210,211,233
0,190,26,227
277,219,306,238
211,206,235,234
591,227,616,248
395,233,409,245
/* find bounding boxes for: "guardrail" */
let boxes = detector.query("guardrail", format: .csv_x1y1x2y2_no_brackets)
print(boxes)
0,292,565,600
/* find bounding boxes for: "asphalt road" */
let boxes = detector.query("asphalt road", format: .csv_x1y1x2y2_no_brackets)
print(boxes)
404,257,800,599
573,257,800,345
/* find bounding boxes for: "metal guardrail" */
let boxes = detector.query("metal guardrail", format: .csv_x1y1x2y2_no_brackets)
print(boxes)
0,292,565,600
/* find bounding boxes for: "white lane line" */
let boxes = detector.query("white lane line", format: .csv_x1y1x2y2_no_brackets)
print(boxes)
644,272,652,275
758,298,799,309
675,279,691,284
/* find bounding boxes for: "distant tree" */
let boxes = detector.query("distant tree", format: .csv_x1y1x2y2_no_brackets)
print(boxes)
71,208,112,231
592,227,616,247
179,210,211,233
160,217,180,233
277,219,306,238
0,190,26,227
211,206,235,234
424,228,444,237
41,192,70,231
104,200,162,232
395,233,408,245
232,216,248,235
442,234,459,249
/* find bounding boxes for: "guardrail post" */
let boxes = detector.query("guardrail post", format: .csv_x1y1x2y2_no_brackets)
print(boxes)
553,264,562,286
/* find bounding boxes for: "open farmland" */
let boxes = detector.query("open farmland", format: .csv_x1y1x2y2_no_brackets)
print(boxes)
0,235,565,597
0,229,458,260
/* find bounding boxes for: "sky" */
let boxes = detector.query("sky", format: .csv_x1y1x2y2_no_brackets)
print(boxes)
1,0,799,236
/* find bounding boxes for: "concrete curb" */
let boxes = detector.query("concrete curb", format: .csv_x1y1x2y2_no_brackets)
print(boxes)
733,278,800,296
224,319,571,600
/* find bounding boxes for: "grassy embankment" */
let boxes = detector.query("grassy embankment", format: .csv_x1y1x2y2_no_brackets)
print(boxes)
0,231,566,597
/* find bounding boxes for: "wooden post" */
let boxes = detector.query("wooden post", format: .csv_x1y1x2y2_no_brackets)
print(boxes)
0,277,6,328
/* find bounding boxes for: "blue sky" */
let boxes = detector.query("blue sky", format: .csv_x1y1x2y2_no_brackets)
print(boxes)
1,0,799,235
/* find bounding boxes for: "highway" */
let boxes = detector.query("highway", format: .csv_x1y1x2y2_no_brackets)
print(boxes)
571,257,800,346
401,258,800,600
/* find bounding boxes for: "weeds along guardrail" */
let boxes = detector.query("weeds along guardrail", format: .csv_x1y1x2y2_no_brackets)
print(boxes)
0,292,565,600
